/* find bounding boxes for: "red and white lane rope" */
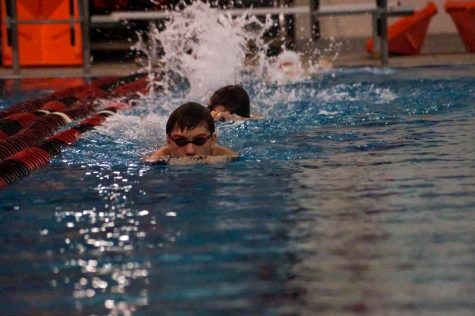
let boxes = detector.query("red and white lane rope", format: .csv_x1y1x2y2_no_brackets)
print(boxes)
0,72,151,188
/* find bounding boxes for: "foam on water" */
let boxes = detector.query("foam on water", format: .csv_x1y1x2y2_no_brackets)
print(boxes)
316,83,397,104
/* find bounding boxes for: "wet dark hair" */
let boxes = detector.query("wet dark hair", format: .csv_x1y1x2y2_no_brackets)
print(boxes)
166,102,215,134
208,85,250,118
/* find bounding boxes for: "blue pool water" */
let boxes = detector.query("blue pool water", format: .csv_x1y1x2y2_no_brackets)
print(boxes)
1,65,475,315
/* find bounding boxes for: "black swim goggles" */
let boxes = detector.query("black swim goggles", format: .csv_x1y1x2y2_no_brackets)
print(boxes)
169,134,212,147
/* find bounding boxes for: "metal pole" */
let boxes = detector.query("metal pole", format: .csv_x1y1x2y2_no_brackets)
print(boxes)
148,21,158,66
310,0,320,40
377,0,388,66
79,0,91,76
371,13,379,58
10,0,20,76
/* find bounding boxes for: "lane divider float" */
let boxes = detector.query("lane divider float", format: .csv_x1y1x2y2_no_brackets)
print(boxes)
0,73,146,119
0,108,118,188
0,72,151,188
0,72,149,153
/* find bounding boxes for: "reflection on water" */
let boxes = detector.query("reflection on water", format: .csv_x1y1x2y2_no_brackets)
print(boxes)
288,113,475,315
22,163,306,315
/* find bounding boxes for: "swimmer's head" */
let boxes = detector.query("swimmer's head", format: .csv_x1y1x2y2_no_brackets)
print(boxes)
166,102,215,135
276,50,302,77
208,85,250,118
166,102,217,157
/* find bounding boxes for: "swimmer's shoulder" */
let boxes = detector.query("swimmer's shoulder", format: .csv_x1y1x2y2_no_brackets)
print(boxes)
232,112,263,121
250,112,263,120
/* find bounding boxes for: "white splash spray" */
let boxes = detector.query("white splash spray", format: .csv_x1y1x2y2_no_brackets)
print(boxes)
156,2,271,101
96,2,347,152
96,3,271,151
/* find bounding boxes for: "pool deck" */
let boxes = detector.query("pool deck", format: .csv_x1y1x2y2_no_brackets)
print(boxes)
1,52,475,79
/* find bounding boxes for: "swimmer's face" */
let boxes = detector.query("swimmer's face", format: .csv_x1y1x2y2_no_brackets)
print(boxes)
280,61,297,76
167,124,217,157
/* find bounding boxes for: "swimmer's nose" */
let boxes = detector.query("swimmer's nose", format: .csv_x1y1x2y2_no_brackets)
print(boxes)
185,143,196,156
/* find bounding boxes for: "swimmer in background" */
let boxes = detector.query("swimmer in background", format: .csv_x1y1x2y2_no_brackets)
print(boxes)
275,50,304,78
144,102,237,164
207,85,253,122
269,50,333,81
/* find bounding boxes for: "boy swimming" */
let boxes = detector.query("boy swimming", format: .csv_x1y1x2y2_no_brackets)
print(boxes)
144,102,237,164
207,85,251,122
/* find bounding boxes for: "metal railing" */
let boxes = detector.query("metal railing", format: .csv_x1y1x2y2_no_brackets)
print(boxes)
2,0,413,77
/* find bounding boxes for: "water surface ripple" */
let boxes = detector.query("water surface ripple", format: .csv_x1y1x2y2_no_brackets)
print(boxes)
1,66,475,315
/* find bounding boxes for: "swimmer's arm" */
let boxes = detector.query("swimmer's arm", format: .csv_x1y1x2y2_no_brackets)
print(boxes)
168,155,236,165
143,146,171,163
211,111,247,122
166,146,238,165
144,146,237,165
211,110,264,122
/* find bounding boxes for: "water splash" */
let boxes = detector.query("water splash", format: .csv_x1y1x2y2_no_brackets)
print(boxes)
95,2,361,150
96,2,273,148
155,2,271,101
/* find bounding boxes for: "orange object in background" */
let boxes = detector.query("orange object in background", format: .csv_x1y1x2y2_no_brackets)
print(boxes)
366,2,438,55
1,0,83,66
445,1,475,52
